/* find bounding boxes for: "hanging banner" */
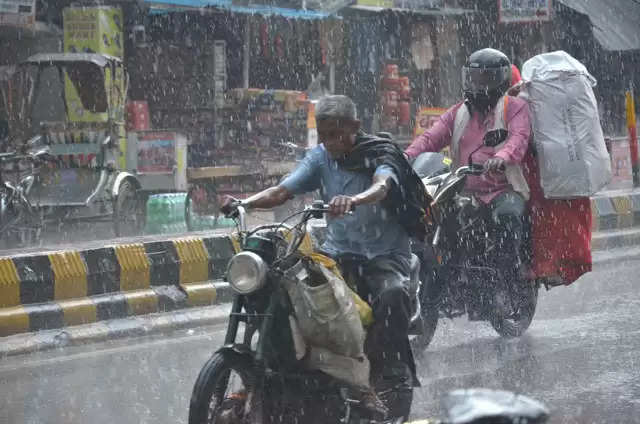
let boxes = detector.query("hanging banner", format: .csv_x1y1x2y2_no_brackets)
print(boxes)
498,0,552,24
0,0,36,28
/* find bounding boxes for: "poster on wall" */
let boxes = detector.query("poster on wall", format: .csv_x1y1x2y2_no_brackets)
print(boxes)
414,107,450,157
137,132,176,173
498,0,552,24
414,107,447,137
0,0,36,28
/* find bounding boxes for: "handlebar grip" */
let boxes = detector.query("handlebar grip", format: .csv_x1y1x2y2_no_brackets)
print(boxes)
317,203,356,213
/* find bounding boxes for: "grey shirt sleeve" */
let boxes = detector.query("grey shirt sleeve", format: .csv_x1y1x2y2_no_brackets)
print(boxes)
279,147,322,195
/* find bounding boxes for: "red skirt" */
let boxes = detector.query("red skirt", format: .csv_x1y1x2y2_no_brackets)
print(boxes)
524,151,592,284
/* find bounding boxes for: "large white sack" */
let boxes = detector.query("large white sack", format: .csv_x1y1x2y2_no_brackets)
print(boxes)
521,51,611,198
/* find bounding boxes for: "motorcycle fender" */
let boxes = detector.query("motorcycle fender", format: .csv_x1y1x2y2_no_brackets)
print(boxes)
112,172,140,197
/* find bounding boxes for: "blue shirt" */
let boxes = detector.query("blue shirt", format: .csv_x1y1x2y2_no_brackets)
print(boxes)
280,145,410,259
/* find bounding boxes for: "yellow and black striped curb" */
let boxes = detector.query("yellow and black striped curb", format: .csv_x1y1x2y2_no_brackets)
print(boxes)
591,192,640,232
0,303,232,358
0,235,236,337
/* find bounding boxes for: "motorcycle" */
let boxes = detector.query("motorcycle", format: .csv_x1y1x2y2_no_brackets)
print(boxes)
410,132,539,349
188,201,429,424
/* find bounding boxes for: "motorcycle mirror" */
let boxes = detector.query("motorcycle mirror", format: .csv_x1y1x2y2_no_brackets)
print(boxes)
483,129,508,148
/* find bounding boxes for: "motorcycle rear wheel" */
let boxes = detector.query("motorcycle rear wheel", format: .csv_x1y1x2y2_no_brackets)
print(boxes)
490,280,538,338
189,351,263,424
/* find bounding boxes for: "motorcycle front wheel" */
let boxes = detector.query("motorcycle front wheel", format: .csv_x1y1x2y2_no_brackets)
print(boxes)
189,351,264,424
489,280,539,338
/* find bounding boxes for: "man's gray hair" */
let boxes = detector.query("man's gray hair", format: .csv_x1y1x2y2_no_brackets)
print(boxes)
315,95,357,121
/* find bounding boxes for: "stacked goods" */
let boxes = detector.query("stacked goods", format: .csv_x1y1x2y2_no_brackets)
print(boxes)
398,76,411,126
126,101,151,131
145,193,188,235
379,64,412,133
380,64,399,131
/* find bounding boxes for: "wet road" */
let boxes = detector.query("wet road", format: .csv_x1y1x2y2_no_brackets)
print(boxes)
1,251,639,424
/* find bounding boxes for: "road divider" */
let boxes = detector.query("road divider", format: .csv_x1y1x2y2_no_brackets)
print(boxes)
1,189,639,338
0,235,237,337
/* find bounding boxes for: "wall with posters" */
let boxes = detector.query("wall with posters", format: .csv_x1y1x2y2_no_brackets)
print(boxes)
0,0,36,28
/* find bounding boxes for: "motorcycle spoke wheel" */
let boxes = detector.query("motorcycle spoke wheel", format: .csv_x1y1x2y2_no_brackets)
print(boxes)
207,370,249,423
490,281,538,338
189,352,262,424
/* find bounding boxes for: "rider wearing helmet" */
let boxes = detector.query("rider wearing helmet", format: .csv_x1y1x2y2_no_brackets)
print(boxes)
405,48,531,301
461,48,513,114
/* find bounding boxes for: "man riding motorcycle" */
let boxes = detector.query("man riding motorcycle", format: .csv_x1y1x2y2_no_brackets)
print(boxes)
405,48,531,302
222,94,428,419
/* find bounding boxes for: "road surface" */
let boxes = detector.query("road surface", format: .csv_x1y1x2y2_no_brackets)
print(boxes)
1,249,639,424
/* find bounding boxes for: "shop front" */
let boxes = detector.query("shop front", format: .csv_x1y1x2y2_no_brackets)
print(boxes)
122,1,348,223
339,2,474,145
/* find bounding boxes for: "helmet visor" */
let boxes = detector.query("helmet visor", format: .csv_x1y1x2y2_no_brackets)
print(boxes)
462,65,511,94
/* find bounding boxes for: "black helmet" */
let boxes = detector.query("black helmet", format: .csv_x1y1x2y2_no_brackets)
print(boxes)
462,48,512,111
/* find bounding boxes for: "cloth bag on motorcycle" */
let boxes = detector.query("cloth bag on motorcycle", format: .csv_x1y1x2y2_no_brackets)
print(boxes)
282,257,371,388
520,50,611,198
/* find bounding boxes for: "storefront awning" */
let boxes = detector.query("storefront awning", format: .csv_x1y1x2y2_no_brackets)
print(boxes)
557,0,640,51
143,0,352,19
345,2,474,17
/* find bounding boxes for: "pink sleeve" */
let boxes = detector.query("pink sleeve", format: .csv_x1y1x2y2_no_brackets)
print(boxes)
404,103,461,159
494,98,531,164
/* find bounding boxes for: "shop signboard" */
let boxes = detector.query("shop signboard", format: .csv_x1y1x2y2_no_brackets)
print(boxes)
137,132,177,174
414,106,449,157
498,0,552,24
414,106,446,137
63,6,123,58
0,0,36,28
356,0,444,8
608,137,632,188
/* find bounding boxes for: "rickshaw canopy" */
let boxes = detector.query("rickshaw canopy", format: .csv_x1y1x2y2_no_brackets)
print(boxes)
20,53,122,68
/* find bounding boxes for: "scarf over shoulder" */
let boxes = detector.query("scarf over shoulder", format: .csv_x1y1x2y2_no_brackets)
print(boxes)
337,132,432,241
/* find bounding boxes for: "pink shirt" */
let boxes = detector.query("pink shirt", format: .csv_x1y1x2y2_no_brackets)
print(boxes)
405,99,531,203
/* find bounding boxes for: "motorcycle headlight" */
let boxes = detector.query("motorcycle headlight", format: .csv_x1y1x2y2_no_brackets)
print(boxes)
226,251,268,294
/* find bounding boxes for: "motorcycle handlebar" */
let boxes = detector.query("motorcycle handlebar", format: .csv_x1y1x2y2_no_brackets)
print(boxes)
226,201,355,230
0,151,55,164
456,164,485,176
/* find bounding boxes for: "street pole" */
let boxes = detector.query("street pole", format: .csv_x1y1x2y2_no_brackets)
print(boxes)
626,83,639,187
243,17,250,89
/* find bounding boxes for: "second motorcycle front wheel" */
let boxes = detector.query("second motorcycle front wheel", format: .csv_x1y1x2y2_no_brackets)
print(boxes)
490,280,539,338
188,351,264,424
